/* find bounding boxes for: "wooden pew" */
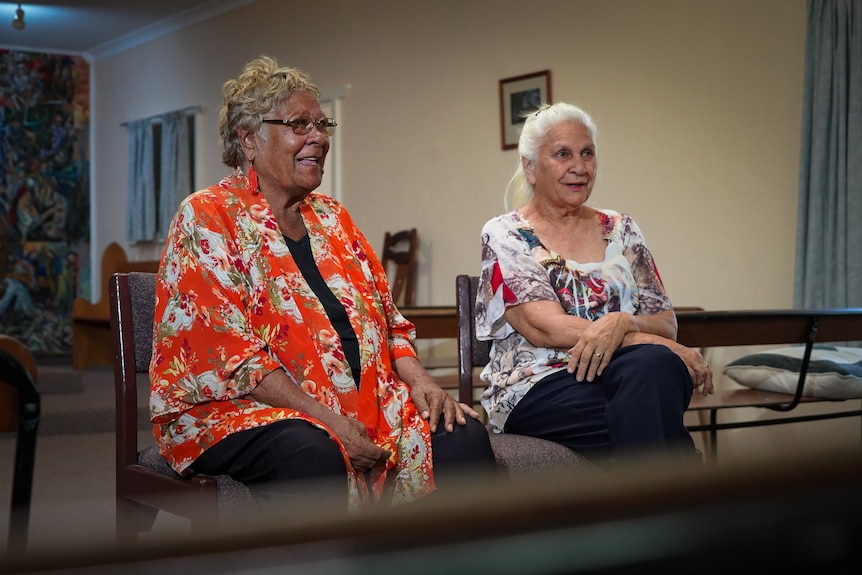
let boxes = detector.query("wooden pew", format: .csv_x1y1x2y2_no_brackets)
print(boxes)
71,242,159,370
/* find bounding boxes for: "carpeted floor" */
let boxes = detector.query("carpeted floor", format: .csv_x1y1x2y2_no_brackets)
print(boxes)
24,364,149,436
0,361,187,557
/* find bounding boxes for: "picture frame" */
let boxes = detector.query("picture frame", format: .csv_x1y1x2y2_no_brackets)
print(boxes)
499,70,552,150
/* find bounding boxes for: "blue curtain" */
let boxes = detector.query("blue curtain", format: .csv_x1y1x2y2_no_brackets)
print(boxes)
795,0,862,309
126,108,195,243
126,119,156,243
159,110,192,239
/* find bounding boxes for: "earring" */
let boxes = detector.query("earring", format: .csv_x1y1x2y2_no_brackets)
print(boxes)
247,164,259,192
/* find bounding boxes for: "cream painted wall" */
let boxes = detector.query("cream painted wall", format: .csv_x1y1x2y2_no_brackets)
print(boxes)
91,0,807,311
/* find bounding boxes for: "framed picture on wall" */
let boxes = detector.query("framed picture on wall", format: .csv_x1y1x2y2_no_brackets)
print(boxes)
499,70,552,150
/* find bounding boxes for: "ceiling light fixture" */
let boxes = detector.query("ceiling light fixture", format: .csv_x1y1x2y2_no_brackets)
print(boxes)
12,3,25,31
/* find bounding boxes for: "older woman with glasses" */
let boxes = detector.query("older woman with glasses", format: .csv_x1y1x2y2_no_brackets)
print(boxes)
150,55,494,516
476,102,713,469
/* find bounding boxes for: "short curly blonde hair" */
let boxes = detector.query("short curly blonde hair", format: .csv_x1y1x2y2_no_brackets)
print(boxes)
218,55,321,168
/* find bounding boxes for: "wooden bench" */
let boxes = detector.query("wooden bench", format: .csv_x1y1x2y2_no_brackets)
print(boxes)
71,242,159,370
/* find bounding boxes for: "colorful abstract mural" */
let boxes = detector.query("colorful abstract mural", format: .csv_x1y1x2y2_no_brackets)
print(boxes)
0,50,90,356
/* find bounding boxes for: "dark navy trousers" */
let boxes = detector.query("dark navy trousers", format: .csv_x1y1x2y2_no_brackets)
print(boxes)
503,343,697,465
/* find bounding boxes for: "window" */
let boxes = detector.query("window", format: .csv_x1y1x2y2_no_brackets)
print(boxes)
126,107,197,243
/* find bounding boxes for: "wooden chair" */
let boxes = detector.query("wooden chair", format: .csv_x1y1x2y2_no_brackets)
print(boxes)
381,228,418,307
109,271,254,543
455,274,595,481
0,334,39,557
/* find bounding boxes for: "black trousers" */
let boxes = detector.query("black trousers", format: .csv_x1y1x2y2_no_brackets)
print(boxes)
191,413,495,511
504,343,697,465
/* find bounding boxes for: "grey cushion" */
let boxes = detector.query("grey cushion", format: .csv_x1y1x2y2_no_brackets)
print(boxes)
488,430,596,482
129,272,157,373
138,446,255,514
723,344,862,399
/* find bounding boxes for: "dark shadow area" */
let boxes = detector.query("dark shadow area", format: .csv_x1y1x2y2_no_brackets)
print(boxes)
1,445,860,574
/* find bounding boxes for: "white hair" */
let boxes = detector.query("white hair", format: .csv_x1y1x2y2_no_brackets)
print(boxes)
504,102,598,210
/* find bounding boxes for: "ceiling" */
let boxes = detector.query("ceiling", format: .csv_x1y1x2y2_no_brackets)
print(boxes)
0,0,254,60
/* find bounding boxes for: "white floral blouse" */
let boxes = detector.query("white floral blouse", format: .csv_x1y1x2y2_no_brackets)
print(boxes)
476,209,673,432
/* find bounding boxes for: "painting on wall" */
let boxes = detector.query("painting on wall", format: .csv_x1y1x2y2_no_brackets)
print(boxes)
499,70,552,150
0,50,90,357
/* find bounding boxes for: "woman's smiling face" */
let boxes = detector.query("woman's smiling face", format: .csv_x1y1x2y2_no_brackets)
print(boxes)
253,90,330,196
525,120,597,209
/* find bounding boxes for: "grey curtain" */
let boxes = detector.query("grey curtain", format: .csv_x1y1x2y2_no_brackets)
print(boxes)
795,0,862,309
159,110,192,239
126,118,156,243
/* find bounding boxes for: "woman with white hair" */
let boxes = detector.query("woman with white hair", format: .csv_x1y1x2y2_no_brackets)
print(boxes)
476,102,713,467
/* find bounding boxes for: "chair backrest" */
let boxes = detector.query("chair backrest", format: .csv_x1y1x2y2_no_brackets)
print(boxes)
109,271,255,539
0,334,40,556
381,228,418,307
456,274,491,406
110,271,157,472
0,335,37,433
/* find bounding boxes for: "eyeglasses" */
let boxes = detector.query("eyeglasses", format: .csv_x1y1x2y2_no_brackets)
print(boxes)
261,117,337,136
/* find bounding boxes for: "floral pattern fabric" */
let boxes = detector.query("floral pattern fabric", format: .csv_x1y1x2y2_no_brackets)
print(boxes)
150,169,433,509
476,209,673,432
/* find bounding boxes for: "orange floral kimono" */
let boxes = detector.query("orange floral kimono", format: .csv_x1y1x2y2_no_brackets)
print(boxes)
149,169,433,509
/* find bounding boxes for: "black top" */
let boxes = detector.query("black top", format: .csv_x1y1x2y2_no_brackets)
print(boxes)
284,234,362,386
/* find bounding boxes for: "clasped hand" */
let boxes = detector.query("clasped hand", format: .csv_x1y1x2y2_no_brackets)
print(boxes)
566,313,628,382
329,415,391,473
330,377,481,475
566,312,714,395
